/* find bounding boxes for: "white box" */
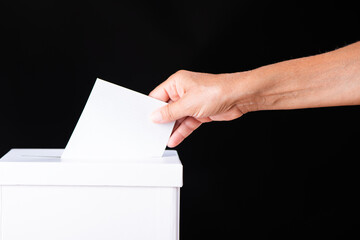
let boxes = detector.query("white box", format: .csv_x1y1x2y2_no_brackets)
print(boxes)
0,149,182,240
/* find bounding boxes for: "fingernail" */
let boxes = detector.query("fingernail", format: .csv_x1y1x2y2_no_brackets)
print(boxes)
150,110,163,123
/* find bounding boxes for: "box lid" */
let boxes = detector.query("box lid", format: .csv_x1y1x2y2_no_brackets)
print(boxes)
0,149,182,187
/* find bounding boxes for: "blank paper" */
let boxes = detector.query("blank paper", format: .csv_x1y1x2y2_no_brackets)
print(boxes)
61,78,174,161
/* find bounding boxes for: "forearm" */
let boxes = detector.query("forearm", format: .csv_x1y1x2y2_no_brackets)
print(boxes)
240,42,360,112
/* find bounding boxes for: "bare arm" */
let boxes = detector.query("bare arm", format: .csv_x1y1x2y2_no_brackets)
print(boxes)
251,41,360,110
149,41,360,147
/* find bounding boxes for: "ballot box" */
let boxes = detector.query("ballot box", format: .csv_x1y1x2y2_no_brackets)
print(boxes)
0,149,182,240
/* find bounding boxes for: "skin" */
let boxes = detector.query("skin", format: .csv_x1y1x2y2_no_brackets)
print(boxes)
149,41,360,147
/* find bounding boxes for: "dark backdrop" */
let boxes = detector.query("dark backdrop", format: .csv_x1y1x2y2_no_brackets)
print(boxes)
1,1,360,239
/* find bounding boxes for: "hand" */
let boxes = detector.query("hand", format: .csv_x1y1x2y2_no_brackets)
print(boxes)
150,42,360,147
149,70,257,147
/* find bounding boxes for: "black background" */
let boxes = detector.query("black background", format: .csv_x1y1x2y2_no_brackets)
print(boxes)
1,1,360,239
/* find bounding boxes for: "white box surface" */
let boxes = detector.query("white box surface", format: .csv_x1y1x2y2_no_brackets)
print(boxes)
0,149,182,240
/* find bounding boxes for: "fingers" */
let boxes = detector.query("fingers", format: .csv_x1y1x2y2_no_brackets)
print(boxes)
150,95,192,123
167,117,202,148
149,80,171,102
172,117,186,134
149,71,184,102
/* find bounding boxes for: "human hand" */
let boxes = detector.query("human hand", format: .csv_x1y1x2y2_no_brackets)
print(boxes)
149,70,257,147
150,42,360,147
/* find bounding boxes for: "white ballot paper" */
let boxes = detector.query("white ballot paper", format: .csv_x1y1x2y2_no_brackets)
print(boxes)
61,78,175,161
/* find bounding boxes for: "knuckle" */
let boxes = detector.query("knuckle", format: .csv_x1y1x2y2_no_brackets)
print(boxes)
174,69,190,81
176,127,187,139
178,124,192,139
175,69,187,75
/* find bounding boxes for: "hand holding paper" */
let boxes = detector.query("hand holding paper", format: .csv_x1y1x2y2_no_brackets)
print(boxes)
61,79,175,161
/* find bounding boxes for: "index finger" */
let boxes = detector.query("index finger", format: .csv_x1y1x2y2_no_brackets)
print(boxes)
149,79,171,102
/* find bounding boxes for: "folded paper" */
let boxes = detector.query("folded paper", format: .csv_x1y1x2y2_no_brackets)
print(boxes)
61,78,175,161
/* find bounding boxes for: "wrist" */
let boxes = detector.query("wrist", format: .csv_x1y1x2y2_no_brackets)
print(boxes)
246,62,304,111
221,70,266,114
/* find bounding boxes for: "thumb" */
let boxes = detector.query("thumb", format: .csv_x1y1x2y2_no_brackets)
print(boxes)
150,97,192,123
